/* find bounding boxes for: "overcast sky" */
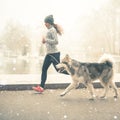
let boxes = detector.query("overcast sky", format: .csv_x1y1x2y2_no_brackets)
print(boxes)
0,0,109,32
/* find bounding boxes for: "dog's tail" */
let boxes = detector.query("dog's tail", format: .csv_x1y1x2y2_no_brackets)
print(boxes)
98,54,115,68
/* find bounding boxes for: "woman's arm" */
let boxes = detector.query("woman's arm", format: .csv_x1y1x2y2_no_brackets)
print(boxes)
46,29,58,45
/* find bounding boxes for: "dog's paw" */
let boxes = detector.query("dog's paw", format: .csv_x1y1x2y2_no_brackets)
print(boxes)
60,92,66,97
114,95,118,99
89,98,95,101
100,96,107,100
89,95,96,101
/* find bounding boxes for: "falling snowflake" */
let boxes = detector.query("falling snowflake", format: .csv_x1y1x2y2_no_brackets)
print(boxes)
94,108,97,112
114,116,117,119
16,113,19,116
13,67,16,71
47,111,50,114
13,59,17,64
64,115,67,119
114,98,117,102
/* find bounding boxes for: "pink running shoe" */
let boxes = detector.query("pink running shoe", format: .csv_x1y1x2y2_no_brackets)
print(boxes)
32,85,44,93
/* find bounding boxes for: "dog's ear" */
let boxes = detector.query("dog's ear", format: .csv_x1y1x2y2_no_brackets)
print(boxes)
65,54,71,62
66,54,70,59
66,54,69,57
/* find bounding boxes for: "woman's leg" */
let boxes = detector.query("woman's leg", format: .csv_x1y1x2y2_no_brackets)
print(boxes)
51,52,60,72
40,55,52,88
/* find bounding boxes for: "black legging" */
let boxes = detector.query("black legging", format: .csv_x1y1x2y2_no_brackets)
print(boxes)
40,52,68,88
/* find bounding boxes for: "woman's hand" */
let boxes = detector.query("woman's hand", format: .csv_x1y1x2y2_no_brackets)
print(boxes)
42,36,46,44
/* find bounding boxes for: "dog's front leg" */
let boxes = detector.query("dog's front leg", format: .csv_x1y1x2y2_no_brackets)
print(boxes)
60,81,78,96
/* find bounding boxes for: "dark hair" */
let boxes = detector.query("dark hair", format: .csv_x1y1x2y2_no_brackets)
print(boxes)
53,24,63,36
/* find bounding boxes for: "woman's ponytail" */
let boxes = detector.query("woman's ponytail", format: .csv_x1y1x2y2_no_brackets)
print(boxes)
44,15,63,35
53,24,63,36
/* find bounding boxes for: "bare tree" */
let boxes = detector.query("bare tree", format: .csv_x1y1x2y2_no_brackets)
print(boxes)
1,21,31,56
77,0,120,57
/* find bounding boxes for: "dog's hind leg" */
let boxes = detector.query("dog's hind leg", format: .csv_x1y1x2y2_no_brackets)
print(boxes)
100,68,118,99
60,81,78,97
100,69,112,99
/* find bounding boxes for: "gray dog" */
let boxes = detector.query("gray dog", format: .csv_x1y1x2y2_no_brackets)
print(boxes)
56,54,118,100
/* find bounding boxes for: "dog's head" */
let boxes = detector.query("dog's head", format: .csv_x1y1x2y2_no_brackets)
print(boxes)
56,54,71,73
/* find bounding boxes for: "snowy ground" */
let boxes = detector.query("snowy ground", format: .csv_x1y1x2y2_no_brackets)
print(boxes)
0,88,120,120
